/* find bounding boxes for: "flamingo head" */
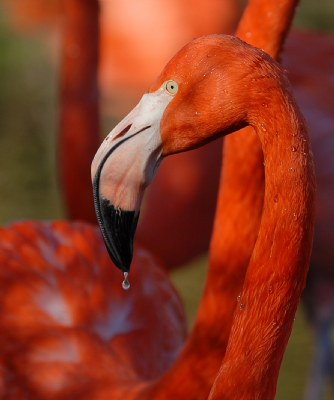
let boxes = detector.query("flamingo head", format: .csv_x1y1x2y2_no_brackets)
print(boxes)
91,34,277,272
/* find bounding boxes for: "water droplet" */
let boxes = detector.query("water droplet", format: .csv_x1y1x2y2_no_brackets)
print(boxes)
237,294,241,302
262,102,268,108
122,272,130,290
239,303,244,310
291,146,297,152
269,285,273,294
293,212,297,220
261,123,267,132
289,167,295,172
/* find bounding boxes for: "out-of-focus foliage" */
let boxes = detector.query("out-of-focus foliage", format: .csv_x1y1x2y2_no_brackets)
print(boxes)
294,0,334,32
0,12,62,224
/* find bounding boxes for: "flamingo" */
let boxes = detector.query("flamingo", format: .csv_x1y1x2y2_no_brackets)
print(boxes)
92,34,315,399
88,7,304,396
103,2,334,395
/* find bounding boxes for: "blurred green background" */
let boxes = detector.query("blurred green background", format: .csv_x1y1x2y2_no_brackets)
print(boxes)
0,1,333,399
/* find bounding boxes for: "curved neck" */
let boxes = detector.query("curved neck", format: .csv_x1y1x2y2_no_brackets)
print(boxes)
59,0,100,223
198,0,299,376
208,84,315,399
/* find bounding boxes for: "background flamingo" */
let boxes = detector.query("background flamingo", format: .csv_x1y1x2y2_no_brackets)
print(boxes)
58,0,100,223
0,220,187,399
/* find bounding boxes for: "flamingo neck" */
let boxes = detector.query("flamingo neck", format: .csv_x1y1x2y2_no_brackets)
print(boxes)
59,0,101,223
185,0,301,384
208,84,315,399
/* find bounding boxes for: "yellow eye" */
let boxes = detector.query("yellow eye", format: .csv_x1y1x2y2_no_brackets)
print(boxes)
165,80,179,95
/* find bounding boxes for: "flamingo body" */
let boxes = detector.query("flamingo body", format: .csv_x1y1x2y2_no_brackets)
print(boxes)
0,221,186,399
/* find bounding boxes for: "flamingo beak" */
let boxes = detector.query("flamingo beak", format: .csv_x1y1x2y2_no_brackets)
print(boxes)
91,88,174,272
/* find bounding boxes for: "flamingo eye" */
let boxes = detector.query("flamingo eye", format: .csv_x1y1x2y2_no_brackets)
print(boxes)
165,80,179,95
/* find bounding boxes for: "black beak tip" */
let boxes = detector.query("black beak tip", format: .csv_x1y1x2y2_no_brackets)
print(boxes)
95,197,139,273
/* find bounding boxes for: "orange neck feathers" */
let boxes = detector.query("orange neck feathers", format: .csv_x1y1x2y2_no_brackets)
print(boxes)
208,76,315,398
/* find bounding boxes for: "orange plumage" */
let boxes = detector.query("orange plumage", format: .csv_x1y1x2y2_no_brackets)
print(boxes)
0,221,186,399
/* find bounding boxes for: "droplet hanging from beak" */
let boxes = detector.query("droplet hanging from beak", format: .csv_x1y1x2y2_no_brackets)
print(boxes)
122,272,131,290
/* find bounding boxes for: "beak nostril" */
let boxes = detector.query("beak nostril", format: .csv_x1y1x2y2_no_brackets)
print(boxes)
113,124,132,141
